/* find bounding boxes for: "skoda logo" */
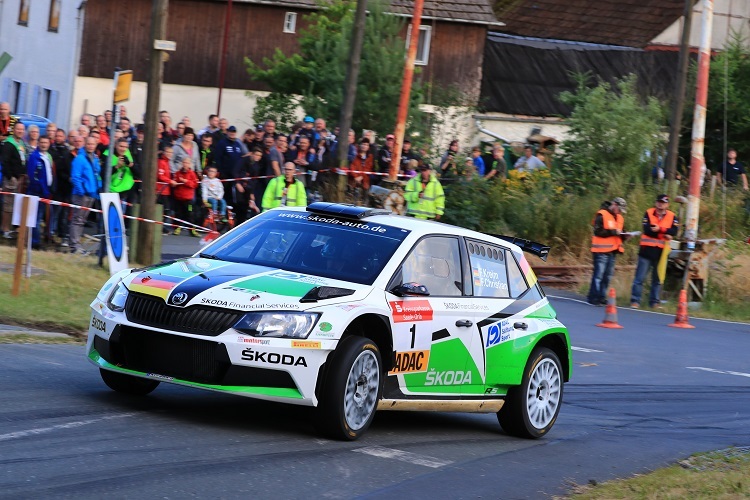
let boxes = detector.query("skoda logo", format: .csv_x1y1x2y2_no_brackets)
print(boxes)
171,292,188,305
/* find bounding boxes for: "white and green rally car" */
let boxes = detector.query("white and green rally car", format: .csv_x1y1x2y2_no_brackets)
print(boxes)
87,202,571,440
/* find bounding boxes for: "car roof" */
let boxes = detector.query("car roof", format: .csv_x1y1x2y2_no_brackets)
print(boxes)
275,204,522,253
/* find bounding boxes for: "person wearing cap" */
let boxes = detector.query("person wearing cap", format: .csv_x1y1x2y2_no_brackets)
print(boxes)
404,165,445,220
298,116,316,144
630,194,679,309
439,140,460,180
587,197,630,306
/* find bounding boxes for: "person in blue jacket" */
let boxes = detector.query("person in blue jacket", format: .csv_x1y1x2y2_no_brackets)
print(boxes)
69,136,101,254
26,136,55,247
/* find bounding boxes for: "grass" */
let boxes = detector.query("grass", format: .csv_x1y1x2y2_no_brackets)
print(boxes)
0,334,84,344
566,447,750,499
0,246,110,335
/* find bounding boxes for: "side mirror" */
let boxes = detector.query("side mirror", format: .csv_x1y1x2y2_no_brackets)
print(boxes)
390,282,430,297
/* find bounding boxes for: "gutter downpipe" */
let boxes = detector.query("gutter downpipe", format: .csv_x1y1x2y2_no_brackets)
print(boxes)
475,118,510,144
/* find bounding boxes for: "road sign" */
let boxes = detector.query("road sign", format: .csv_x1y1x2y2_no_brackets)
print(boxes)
114,70,133,103
154,39,177,51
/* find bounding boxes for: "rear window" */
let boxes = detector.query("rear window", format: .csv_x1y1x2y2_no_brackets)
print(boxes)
200,210,409,285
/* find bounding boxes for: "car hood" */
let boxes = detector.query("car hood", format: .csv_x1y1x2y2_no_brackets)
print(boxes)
122,258,371,311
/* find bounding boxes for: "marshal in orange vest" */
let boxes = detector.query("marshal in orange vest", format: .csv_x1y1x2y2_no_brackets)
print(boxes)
591,209,624,253
639,207,676,249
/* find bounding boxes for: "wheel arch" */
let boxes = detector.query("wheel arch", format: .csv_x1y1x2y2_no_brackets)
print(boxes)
533,332,570,382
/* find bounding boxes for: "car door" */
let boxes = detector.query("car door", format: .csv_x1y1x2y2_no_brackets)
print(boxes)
386,235,480,396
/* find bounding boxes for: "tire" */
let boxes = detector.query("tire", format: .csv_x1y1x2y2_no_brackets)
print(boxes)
100,368,160,396
498,347,563,439
316,337,382,440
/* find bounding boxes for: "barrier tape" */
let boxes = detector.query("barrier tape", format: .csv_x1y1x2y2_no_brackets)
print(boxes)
148,167,413,185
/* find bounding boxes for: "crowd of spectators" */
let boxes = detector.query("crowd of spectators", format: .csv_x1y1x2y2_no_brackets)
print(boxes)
0,100,547,253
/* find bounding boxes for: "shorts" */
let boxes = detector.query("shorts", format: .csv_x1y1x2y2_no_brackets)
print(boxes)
3,177,19,213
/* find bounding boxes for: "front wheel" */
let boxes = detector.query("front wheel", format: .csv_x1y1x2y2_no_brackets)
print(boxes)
100,368,160,396
316,337,382,440
498,347,563,439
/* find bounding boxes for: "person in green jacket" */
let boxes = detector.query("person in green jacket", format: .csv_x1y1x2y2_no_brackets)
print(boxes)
404,164,445,220
104,138,137,198
262,162,307,211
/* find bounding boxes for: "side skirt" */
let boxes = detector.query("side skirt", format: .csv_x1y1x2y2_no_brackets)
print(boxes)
377,399,504,413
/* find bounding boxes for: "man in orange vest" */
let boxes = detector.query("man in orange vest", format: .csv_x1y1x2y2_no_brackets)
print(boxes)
630,194,679,309
587,197,630,306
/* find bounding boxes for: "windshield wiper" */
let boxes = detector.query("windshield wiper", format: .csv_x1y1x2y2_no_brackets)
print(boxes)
198,253,221,260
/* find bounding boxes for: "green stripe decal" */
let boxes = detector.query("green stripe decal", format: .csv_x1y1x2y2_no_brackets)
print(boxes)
230,275,316,297
89,350,303,399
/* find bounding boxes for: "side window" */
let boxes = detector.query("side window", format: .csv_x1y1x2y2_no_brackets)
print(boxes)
402,237,462,296
467,240,510,298
506,251,530,298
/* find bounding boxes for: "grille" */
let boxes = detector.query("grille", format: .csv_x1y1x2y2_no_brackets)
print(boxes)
125,292,243,336
96,326,297,389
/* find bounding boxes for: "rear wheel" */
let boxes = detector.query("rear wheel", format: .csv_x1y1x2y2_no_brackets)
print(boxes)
316,337,382,440
498,347,563,439
100,368,160,396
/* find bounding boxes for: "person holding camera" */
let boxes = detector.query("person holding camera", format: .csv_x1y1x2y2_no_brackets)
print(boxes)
104,139,138,204
439,140,460,180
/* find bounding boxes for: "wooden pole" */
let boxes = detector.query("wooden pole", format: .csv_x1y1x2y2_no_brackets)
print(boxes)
12,196,30,296
137,0,169,265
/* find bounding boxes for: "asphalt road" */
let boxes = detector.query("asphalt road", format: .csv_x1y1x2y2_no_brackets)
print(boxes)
1,291,748,499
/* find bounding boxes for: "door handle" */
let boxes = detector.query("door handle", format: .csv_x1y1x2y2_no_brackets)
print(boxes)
513,322,528,330
455,319,473,327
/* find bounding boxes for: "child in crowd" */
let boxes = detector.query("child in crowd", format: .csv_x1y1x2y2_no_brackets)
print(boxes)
172,157,199,236
201,166,227,221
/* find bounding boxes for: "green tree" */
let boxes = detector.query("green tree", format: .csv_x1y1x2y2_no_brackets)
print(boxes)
251,92,298,134
245,0,423,137
558,73,666,188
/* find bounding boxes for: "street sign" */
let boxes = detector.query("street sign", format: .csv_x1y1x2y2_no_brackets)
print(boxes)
154,39,177,51
114,70,133,103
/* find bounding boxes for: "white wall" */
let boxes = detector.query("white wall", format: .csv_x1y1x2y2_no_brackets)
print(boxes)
473,113,569,148
652,0,750,49
0,0,83,128
70,76,267,132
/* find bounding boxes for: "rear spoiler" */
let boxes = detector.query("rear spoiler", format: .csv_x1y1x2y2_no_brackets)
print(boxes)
487,234,550,262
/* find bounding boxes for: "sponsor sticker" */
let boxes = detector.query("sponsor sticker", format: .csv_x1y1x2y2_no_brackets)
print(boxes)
237,336,271,345
425,369,472,386
389,300,433,323
314,331,336,339
319,322,332,332
147,373,175,381
291,340,321,349
90,316,106,332
241,348,307,367
486,320,514,348
389,350,430,374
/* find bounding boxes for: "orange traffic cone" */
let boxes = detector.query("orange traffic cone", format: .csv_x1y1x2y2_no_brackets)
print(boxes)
668,289,695,329
596,287,623,329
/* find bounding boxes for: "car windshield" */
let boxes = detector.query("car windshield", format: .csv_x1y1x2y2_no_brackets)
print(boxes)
200,210,410,285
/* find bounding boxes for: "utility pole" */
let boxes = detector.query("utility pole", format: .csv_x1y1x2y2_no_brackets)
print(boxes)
217,0,233,116
389,0,424,181
336,0,368,201
665,0,694,185
685,0,714,249
137,0,169,265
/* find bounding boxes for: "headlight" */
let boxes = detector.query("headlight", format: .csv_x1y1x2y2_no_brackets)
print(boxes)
234,312,319,339
106,282,129,312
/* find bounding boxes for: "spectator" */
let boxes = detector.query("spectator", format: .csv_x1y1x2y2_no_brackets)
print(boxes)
130,125,145,174
630,194,679,309
95,115,110,147
201,166,227,220
439,140,460,180
172,157,199,237
171,127,201,175
400,139,419,174
263,119,279,140
157,121,173,150
215,125,245,205
104,139,138,204
45,123,58,142
79,114,92,129
211,118,229,146
587,197,629,306
50,128,73,246
377,134,394,177
349,139,374,193
0,101,18,141
159,110,177,140
717,148,749,190
26,136,54,248
1,122,28,237
298,116,316,144
234,147,263,224
262,162,306,211
314,118,329,144
181,116,192,128
69,136,102,254
198,114,219,139
405,165,445,220
104,110,113,129
175,122,186,140
287,121,304,150
485,146,507,181
77,125,90,139
26,124,40,150
119,117,135,143
198,133,215,171
514,145,545,173
242,128,256,152
470,146,485,177
156,147,177,234
290,135,317,187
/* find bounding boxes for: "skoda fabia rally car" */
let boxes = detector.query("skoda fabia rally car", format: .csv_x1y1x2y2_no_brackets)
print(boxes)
87,202,571,440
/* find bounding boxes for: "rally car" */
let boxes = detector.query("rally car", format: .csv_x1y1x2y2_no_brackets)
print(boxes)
87,202,571,440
